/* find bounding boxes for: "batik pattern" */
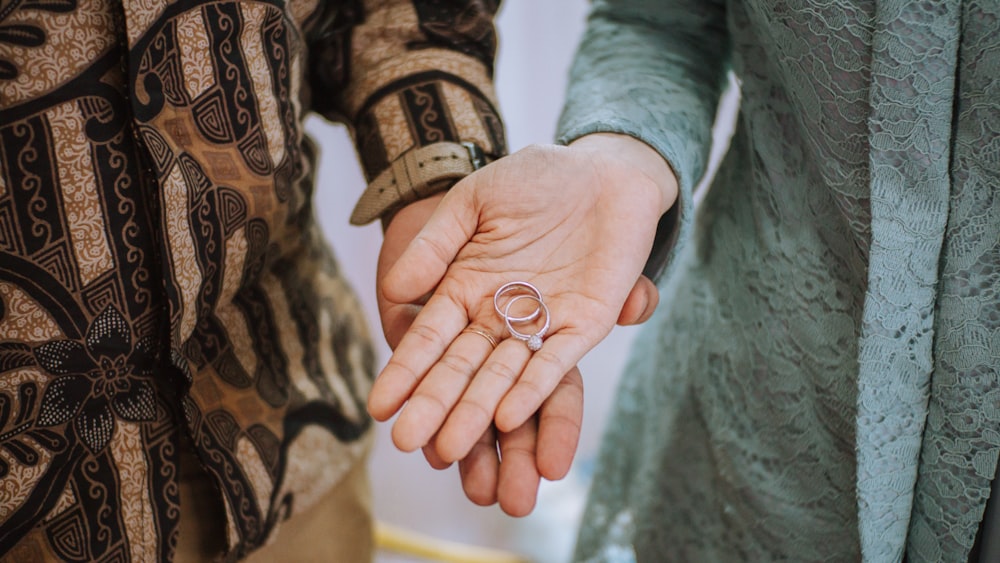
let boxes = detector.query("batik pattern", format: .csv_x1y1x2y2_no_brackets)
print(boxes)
0,0,505,560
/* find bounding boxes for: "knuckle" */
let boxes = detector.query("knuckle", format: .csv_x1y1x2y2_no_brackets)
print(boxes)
384,357,421,386
438,353,477,378
532,349,566,371
416,234,455,268
410,390,451,418
407,323,447,348
482,360,519,384
501,442,535,458
456,399,493,426
541,410,582,432
514,377,547,403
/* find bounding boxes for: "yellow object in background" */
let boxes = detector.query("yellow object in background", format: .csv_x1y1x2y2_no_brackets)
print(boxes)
375,521,534,563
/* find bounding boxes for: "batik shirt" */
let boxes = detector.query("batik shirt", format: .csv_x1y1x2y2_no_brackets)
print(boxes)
0,0,505,560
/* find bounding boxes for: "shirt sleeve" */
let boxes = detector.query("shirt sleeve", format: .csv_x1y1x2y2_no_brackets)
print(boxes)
306,0,506,188
556,0,730,283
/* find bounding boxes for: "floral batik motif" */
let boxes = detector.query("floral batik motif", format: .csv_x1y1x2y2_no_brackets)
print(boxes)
1,0,505,561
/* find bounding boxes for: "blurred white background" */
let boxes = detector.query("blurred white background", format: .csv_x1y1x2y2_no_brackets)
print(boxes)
305,2,638,562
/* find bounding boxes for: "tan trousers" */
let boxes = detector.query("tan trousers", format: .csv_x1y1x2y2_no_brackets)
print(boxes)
175,446,374,563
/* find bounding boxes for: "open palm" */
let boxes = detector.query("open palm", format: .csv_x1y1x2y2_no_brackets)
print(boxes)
370,135,677,504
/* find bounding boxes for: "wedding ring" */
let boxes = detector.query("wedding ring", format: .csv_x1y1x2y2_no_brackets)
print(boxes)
503,295,550,351
493,281,542,323
462,328,498,349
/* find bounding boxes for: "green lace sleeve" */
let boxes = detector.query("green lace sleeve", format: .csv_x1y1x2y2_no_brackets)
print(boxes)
556,0,730,283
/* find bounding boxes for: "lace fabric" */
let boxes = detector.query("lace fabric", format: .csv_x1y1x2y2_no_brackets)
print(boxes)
558,1,1000,561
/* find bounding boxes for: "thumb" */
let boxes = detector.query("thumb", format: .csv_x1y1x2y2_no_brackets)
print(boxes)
381,180,479,303
617,275,659,326
379,302,421,349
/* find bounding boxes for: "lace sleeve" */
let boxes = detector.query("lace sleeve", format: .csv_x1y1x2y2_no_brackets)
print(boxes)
556,0,730,283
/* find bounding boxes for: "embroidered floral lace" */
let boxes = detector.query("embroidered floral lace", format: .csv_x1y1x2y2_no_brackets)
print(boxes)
558,1,1000,561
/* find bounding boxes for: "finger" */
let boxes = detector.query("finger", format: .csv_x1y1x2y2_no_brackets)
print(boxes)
617,275,659,326
381,186,478,304
378,194,446,269
536,367,584,480
421,435,453,470
458,426,500,506
495,331,594,433
367,293,468,422
390,329,496,451
497,417,541,517
379,302,422,350
376,195,444,348
434,338,532,462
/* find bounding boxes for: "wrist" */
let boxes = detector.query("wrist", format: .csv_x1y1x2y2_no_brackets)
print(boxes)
568,133,679,216
380,191,446,234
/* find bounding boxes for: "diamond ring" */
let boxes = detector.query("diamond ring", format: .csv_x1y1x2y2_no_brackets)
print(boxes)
502,294,550,351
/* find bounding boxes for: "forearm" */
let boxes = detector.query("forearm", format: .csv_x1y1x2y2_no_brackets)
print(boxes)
308,0,508,225
558,0,730,188
558,0,730,281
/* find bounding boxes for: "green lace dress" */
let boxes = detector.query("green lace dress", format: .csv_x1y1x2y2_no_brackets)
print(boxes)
557,1,1000,561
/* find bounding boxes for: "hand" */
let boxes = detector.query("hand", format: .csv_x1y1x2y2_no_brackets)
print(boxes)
377,194,587,516
370,133,677,485
418,367,584,517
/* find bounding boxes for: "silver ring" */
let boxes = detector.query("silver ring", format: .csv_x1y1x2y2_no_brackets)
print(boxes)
503,295,550,351
494,281,541,323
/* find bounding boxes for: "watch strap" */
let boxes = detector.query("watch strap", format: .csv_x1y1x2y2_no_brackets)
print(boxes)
349,141,486,225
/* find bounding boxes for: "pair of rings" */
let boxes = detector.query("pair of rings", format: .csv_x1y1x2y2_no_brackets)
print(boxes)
494,281,550,351
462,281,550,352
